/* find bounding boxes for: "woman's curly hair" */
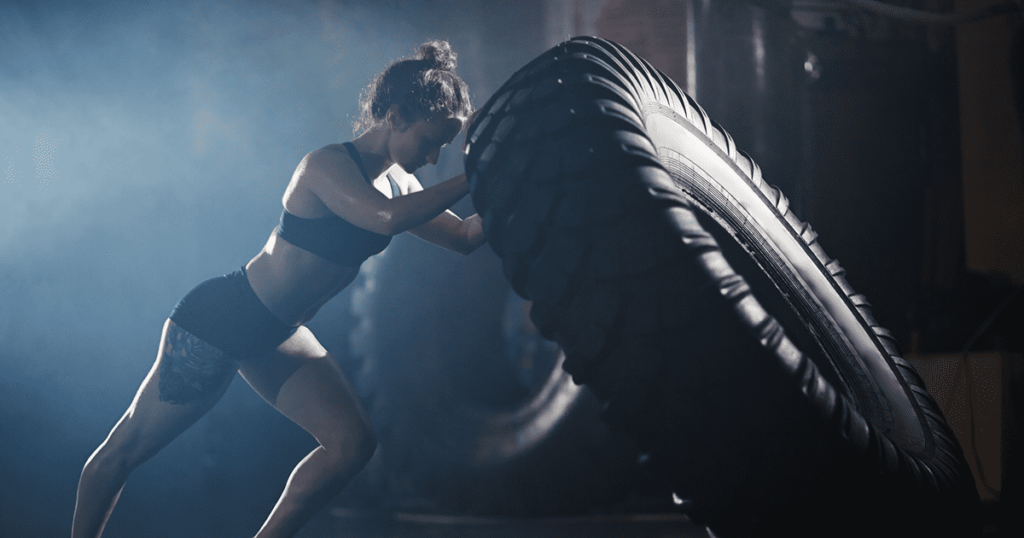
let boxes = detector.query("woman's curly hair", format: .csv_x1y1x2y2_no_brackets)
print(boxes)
354,40,473,134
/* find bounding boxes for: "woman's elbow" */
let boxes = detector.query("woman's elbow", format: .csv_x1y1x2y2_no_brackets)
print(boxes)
375,211,403,237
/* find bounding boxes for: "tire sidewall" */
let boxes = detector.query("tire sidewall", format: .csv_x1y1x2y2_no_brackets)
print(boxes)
350,235,640,516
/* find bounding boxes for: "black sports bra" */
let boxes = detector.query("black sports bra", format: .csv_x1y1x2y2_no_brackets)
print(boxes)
275,142,397,267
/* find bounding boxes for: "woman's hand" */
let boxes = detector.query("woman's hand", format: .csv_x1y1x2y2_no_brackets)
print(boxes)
409,210,486,255
464,214,487,251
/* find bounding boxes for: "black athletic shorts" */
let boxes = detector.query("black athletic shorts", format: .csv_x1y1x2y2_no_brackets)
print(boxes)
159,266,297,403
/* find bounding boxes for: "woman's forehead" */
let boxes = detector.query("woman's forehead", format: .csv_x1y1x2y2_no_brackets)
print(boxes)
425,116,464,141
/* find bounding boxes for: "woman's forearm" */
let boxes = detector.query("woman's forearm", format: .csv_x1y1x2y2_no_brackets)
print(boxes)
379,173,469,236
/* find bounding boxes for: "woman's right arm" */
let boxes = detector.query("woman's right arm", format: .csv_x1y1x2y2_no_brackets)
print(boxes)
299,147,469,236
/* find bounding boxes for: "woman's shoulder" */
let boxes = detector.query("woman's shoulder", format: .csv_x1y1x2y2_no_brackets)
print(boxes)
317,142,352,155
308,143,354,164
299,144,362,183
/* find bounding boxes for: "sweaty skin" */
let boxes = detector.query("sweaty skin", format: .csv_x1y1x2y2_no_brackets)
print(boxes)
245,115,480,327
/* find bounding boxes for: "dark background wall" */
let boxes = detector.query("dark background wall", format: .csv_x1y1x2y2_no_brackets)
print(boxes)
2,0,1020,536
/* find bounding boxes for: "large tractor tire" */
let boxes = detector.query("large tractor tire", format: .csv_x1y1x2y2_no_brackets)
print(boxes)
347,239,643,516
463,36,979,536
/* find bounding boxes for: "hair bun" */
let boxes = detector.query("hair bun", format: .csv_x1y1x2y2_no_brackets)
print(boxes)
415,40,457,71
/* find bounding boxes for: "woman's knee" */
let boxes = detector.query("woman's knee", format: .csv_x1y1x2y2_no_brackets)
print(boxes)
323,418,377,469
83,437,138,480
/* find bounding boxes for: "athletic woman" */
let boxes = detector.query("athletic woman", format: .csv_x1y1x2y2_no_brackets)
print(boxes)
71,40,484,538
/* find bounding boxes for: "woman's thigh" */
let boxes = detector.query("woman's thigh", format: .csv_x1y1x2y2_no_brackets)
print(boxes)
104,319,236,465
237,327,374,449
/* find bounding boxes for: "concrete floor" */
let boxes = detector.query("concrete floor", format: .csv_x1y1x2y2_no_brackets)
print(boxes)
295,508,714,538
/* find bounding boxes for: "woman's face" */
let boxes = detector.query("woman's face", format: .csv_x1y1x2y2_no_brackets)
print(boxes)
390,114,464,173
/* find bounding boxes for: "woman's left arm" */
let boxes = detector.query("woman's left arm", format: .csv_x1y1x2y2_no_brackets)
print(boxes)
404,172,487,254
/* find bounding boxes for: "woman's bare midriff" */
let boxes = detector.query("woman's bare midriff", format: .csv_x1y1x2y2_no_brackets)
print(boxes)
244,231,362,327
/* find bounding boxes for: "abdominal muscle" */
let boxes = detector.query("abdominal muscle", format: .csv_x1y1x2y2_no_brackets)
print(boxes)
244,231,361,327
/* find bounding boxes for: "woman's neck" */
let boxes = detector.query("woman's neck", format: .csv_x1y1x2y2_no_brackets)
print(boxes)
349,128,394,178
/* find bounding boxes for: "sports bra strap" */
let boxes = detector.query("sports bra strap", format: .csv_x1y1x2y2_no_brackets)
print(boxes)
342,142,372,183
343,141,400,197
